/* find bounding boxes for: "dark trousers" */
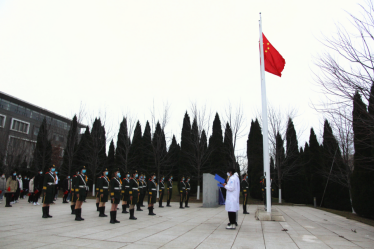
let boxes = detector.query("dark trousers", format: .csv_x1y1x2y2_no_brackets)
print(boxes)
15,188,20,200
228,212,236,225
159,190,164,206
185,191,190,206
5,193,12,206
180,192,185,207
167,189,172,205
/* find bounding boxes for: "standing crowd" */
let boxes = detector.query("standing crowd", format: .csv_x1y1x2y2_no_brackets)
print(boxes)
2,166,251,230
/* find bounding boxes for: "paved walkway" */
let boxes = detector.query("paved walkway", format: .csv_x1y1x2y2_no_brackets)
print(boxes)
1,199,374,249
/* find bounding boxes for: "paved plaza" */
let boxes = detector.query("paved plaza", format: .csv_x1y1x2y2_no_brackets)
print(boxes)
1,199,374,249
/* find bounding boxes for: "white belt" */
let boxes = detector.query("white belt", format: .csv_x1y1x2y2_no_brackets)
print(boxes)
125,186,129,188
182,187,185,189
161,187,164,189
103,187,108,189
47,182,54,185
187,188,190,190
169,187,172,189
114,187,121,190
132,188,138,190
79,185,86,188
151,188,156,191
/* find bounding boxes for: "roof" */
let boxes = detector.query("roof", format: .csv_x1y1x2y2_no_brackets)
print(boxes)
0,91,86,128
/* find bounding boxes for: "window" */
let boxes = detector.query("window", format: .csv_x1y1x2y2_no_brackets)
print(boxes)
10,118,30,134
34,127,39,136
0,114,5,127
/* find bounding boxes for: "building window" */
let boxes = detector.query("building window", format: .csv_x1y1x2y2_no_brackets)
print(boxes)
0,114,5,128
34,127,39,136
10,118,30,134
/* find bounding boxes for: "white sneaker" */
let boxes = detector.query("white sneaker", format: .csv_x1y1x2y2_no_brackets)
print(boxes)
226,224,236,230
36,202,40,205
33,202,36,206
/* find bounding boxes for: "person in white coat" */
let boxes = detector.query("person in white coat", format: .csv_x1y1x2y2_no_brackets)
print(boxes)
223,168,240,230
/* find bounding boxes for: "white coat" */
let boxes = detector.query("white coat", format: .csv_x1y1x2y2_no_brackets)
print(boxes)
29,178,34,193
224,173,240,212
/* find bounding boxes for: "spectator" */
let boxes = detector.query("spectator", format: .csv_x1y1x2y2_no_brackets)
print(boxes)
23,176,29,199
223,168,240,230
29,176,35,204
62,175,70,203
0,173,6,204
34,170,43,206
6,170,18,207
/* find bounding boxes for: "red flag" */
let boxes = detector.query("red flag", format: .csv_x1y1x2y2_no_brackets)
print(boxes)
261,33,285,77
7,187,10,192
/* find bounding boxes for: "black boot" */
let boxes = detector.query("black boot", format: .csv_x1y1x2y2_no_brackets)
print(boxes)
96,202,99,211
71,205,75,214
243,205,249,214
75,208,82,221
129,209,137,220
42,207,48,218
185,201,189,208
180,202,184,209
159,201,164,208
148,207,156,215
80,208,84,220
167,200,171,207
110,211,115,224
114,211,120,223
122,204,129,213
136,204,143,211
149,206,156,215
100,206,108,217
47,206,52,218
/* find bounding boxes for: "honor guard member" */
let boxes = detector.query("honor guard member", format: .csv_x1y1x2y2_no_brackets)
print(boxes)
42,165,56,218
136,174,143,211
166,175,173,207
98,168,109,217
70,170,79,214
74,166,87,221
158,175,165,208
140,174,147,207
147,173,157,215
121,172,130,214
185,176,191,208
128,170,140,220
109,169,121,224
241,174,249,214
179,176,186,209
95,175,101,211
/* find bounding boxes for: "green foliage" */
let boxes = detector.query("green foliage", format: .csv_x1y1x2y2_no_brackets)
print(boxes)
351,91,374,218
208,113,225,177
223,122,235,171
142,121,154,175
61,115,78,177
31,118,52,173
107,139,115,175
115,118,130,173
128,121,143,172
247,119,263,200
179,112,192,177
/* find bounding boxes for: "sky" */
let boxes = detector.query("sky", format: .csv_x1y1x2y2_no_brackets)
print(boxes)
0,0,364,161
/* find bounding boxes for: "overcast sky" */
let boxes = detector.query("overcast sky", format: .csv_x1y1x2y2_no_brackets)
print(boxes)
0,0,364,160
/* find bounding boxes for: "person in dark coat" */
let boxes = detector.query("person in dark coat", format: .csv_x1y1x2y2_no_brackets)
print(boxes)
42,165,56,218
109,168,121,224
179,176,186,209
34,170,44,205
128,170,140,220
98,168,109,217
147,173,157,216
166,175,173,207
74,166,87,221
185,176,191,208
62,176,70,203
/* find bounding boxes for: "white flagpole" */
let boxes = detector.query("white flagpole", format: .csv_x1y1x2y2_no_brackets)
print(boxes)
259,13,271,213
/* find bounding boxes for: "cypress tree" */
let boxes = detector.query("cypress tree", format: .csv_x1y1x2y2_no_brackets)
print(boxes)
142,121,154,175
223,122,235,171
321,120,351,211
275,132,285,199
107,139,115,175
247,119,263,200
351,91,374,217
73,126,91,172
152,122,167,179
116,118,130,173
208,113,225,177
128,121,143,172
179,112,192,177
167,135,180,178
307,128,324,205
31,118,52,173
61,115,78,177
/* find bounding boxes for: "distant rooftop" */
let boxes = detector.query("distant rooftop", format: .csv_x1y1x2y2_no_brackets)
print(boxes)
0,91,86,128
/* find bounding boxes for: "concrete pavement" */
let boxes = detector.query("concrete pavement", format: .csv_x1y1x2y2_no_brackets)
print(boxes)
0,198,373,248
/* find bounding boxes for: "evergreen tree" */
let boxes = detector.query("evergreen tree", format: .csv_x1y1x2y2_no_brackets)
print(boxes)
208,113,225,177
306,128,323,205
270,157,277,198
128,121,143,172
61,115,79,177
31,118,52,173
247,119,263,200
167,135,180,178
179,112,192,177
142,121,154,175
115,118,131,173
275,132,285,199
321,120,351,211
107,139,115,175
283,118,306,204
73,126,91,172
351,91,374,217
223,122,235,171
152,122,167,179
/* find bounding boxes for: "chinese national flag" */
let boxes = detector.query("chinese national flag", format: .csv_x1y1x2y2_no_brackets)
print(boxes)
261,33,285,77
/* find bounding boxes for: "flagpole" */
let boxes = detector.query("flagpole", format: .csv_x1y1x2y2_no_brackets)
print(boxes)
259,13,271,214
